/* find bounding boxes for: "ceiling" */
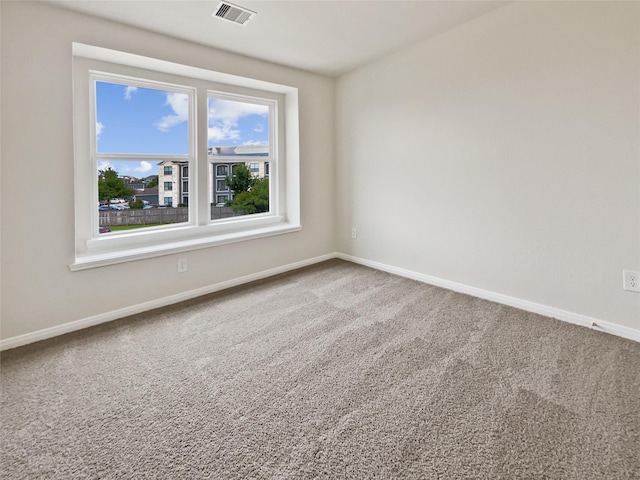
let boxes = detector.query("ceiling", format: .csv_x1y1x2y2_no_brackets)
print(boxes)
49,0,510,76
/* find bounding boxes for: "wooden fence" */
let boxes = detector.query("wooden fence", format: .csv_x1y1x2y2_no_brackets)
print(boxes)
99,206,245,227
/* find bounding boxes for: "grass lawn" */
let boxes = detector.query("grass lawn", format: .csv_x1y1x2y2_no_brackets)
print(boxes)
109,223,166,231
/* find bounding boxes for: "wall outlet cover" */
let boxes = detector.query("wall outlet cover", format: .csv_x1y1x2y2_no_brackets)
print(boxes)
623,270,639,292
178,258,188,273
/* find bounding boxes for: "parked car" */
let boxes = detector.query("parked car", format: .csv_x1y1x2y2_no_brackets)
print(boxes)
98,205,109,211
110,204,129,210
99,226,111,234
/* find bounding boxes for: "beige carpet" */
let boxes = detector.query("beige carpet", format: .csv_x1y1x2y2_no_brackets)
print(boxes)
1,259,639,479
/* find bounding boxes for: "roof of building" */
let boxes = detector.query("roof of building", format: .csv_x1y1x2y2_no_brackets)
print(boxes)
208,145,268,157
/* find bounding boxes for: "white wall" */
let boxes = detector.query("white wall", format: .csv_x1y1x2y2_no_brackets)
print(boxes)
336,2,640,331
0,2,335,340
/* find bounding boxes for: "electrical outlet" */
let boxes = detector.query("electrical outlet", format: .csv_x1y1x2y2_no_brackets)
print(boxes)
177,258,188,273
623,270,640,292
351,228,357,239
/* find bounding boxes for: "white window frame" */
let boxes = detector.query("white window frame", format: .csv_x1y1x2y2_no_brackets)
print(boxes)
71,43,300,271
207,92,275,223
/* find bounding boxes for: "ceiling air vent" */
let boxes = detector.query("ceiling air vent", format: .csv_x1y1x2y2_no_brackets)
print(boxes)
213,2,256,26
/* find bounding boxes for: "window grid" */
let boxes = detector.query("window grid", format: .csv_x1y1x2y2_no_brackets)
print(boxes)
216,165,228,177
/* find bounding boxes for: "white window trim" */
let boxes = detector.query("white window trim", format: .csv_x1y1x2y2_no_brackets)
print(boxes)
71,43,300,271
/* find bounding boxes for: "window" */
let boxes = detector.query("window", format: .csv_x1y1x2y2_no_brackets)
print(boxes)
265,162,270,177
93,79,191,233
71,43,300,270
208,96,272,221
216,164,228,177
216,179,228,191
216,195,228,204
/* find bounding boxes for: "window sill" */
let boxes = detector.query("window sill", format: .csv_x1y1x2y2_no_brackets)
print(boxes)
69,221,301,271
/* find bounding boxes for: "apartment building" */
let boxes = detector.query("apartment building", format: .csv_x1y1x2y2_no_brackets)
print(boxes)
156,146,269,207
157,160,189,207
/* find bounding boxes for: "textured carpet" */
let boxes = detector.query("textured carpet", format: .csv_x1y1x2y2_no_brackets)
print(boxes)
1,259,639,479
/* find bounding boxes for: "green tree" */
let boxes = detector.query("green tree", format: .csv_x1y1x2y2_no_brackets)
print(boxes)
225,164,256,194
146,176,158,188
230,177,269,214
98,167,134,205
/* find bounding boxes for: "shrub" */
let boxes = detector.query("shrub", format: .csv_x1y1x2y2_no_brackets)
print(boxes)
129,199,144,209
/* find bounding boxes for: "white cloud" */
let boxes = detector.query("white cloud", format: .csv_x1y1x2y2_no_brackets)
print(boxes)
133,161,153,173
97,161,151,175
253,124,264,133
96,121,105,140
208,98,268,142
155,92,189,132
242,140,267,146
208,123,240,142
97,160,113,171
209,98,267,122
124,86,138,100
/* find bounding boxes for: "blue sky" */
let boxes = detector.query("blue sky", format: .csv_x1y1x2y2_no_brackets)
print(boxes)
96,81,269,177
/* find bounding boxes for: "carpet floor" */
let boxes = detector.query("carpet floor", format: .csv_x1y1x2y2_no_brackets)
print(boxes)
1,259,639,479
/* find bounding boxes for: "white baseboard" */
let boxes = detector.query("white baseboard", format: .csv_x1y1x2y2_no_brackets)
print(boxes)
336,253,640,343
0,253,336,351
3,252,638,351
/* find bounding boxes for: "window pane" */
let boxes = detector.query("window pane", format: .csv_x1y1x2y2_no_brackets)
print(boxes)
216,164,228,177
97,160,188,233
96,81,189,155
208,97,269,154
210,161,269,220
